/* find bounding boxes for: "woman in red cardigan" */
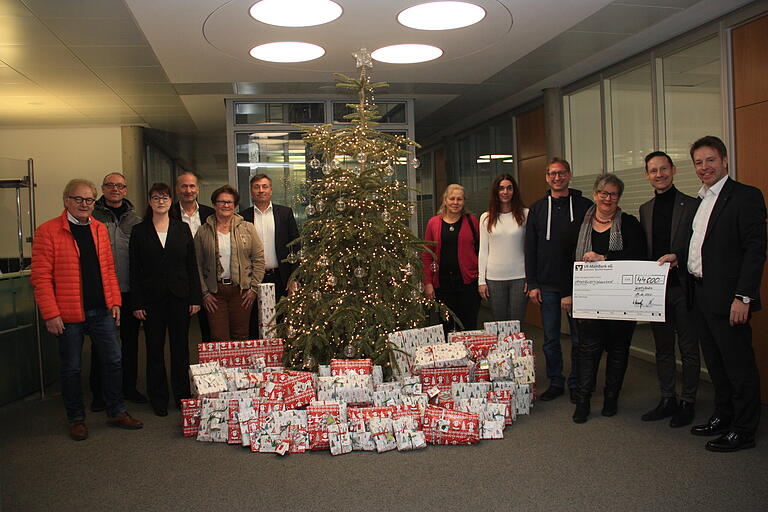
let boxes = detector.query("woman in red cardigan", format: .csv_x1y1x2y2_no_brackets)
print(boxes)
422,184,481,332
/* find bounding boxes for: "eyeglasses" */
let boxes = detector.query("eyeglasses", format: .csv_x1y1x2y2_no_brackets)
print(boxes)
103,183,126,190
498,185,514,192
215,200,235,206
597,191,620,200
150,195,171,203
68,196,95,205
546,170,569,178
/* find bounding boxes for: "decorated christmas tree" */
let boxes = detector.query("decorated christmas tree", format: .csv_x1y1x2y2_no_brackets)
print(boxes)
274,49,450,372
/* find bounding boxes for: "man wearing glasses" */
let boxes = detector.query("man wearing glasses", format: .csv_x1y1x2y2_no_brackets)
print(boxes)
31,179,143,440
91,172,146,411
524,158,592,403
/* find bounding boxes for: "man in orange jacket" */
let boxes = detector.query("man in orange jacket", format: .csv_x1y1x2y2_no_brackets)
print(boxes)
31,179,143,441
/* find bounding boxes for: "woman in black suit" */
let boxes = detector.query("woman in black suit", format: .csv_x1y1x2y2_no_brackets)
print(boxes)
130,183,202,416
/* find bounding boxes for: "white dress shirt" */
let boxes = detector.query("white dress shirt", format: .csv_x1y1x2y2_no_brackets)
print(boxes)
688,176,729,278
252,203,278,270
180,202,201,238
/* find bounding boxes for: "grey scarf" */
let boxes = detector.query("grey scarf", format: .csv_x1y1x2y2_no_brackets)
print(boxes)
575,204,623,259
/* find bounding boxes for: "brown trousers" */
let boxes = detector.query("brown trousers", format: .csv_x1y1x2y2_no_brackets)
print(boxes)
206,283,253,341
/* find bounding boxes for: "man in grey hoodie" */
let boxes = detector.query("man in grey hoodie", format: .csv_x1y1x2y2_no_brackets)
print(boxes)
524,158,592,403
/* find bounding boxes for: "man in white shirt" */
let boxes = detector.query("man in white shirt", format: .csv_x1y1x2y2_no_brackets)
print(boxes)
686,136,766,452
240,174,299,339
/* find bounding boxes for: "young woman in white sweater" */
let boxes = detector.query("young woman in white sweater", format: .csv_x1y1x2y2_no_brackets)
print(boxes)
478,173,528,322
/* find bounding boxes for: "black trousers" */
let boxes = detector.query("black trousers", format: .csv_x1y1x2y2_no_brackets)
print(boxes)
144,295,192,408
249,270,286,340
650,285,700,402
692,284,761,436
90,292,141,400
435,276,481,333
576,318,637,401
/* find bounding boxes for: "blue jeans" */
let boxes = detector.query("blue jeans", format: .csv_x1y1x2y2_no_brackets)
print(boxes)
540,291,580,389
58,308,126,421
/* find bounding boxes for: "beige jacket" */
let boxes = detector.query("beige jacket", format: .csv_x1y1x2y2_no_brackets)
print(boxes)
194,213,265,296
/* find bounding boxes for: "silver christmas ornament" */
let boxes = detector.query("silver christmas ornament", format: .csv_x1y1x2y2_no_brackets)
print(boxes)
309,158,321,169
305,204,316,216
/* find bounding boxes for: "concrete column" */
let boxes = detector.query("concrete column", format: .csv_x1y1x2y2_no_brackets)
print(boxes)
543,87,564,161
121,126,145,213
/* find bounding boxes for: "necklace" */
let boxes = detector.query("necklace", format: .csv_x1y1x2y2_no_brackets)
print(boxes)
593,215,613,225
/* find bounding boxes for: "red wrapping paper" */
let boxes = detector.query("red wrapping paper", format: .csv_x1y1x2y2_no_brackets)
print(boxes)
180,398,202,437
330,358,373,376
420,366,470,395
198,339,284,368
423,405,480,445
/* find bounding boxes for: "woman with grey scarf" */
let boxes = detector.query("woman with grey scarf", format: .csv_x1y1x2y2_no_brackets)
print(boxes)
560,174,647,424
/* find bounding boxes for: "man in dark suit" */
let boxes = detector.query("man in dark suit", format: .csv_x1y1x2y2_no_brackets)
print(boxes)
687,136,766,452
170,171,214,341
638,151,700,428
240,174,299,339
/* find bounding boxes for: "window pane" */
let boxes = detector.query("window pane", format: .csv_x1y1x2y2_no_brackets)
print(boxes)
608,65,654,173
235,103,324,124
564,83,603,195
332,102,406,123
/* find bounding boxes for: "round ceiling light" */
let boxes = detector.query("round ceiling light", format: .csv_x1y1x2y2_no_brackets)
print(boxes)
249,0,342,27
249,42,325,63
398,1,486,30
371,44,443,64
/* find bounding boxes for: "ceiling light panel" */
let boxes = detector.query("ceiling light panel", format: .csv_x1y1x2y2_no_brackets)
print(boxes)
372,44,443,64
249,0,342,27
398,2,486,31
250,42,325,63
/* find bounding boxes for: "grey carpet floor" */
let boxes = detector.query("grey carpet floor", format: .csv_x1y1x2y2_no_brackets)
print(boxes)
1,323,767,512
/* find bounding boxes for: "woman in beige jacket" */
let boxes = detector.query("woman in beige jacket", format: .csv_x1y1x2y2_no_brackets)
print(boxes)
194,185,265,340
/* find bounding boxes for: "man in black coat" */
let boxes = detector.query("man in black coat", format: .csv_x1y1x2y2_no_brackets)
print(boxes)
170,171,214,341
638,151,700,428
686,136,766,452
240,173,299,339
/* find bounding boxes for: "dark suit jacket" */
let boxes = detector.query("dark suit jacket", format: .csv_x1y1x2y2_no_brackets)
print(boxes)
695,178,767,314
169,201,215,225
240,203,300,290
128,218,203,310
639,187,699,300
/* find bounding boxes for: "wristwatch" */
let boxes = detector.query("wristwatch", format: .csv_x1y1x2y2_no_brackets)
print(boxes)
735,294,752,304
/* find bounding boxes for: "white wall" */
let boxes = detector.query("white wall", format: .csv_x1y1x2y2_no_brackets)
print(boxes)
0,127,123,259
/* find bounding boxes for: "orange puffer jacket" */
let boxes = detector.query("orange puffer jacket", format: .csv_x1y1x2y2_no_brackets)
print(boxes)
31,211,122,323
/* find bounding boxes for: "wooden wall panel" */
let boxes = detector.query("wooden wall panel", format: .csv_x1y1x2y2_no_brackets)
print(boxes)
518,155,549,211
517,108,546,161
732,15,768,108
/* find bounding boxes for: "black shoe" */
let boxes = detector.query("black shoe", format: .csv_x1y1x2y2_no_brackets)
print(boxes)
90,398,106,413
153,406,168,417
705,431,756,452
573,401,590,424
569,388,579,404
691,415,732,437
124,390,148,404
641,397,677,422
539,386,565,401
669,401,695,428
601,395,618,417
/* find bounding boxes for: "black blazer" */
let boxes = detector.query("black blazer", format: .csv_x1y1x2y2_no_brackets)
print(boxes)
240,203,300,290
694,178,767,314
129,218,203,310
639,187,699,300
169,201,215,225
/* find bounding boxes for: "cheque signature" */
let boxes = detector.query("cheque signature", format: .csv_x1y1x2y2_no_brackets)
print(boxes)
632,296,656,308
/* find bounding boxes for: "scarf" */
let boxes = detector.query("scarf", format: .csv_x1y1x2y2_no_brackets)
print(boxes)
574,204,623,259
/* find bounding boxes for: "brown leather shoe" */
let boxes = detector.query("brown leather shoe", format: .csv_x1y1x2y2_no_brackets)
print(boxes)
69,420,88,441
107,411,143,430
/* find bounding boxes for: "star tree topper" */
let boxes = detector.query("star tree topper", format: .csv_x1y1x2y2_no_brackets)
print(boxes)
353,48,373,69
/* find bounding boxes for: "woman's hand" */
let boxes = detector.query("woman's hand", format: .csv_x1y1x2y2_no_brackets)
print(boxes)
582,251,606,262
478,284,490,300
241,289,257,310
133,309,147,320
189,305,201,316
528,288,542,305
203,294,218,313
561,296,573,314
424,283,435,300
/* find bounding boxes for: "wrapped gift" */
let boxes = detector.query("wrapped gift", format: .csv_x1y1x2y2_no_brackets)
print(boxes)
328,423,353,456
318,365,331,377
451,382,492,400
196,398,229,443
446,330,485,342
481,420,505,439
472,360,491,382
396,430,427,451
413,342,470,372
423,405,480,445
259,433,282,453
223,367,265,392
387,324,445,376
373,389,404,407
399,376,422,395
513,355,536,384
260,371,315,409
372,365,384,386
238,398,261,446
348,406,395,429
350,432,376,451
514,384,533,415
227,399,242,444
256,282,277,339
330,358,373,376
317,375,374,405
375,382,403,393
488,350,513,381
392,416,420,433
180,398,202,437
484,320,521,338
392,404,423,429
487,390,515,425
287,424,308,453
307,401,348,451
198,339,284,368
420,366,470,395
247,419,262,453
189,362,227,398
398,394,429,414
434,396,455,409
248,355,267,372
218,389,260,400
451,333,499,360
368,417,397,453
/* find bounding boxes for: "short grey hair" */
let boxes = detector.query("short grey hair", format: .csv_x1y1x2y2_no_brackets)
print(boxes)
102,171,126,184
593,173,624,198
63,179,97,200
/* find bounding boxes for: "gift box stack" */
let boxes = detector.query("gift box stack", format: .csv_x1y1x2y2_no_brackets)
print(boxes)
256,283,277,339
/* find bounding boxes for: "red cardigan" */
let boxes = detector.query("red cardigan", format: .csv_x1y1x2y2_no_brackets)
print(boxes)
31,211,122,323
422,214,479,288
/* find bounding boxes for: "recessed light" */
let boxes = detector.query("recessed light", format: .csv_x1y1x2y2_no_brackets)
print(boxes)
476,159,490,164
398,2,486,31
479,154,514,159
249,42,325,63
502,159,514,163
249,0,342,27
371,44,443,64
